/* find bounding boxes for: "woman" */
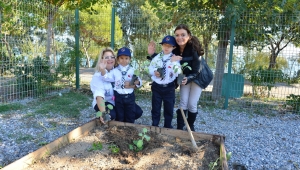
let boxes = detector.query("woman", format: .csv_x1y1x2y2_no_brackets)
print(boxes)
90,47,143,124
148,24,204,131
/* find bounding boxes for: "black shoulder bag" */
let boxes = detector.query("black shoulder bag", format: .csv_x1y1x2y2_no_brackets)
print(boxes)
196,56,213,89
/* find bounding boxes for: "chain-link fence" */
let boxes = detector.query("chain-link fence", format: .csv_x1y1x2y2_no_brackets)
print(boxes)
1,1,300,114
1,1,77,102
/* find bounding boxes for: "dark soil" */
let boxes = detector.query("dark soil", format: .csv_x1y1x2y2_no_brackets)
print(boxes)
28,125,221,170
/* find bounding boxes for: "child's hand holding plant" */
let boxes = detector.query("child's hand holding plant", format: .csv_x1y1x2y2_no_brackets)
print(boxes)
154,70,162,78
124,80,140,89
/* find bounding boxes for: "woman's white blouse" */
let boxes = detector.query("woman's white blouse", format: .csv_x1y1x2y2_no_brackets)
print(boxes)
90,72,115,108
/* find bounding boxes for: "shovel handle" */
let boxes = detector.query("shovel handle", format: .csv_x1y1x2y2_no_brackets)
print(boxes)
180,108,198,148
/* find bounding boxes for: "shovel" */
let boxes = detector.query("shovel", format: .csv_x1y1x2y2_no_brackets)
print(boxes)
180,108,198,149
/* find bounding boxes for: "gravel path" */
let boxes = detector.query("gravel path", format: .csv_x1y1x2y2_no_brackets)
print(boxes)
1,68,300,169
135,101,300,170
1,95,299,170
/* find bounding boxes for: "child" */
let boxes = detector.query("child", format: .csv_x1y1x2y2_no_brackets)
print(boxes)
100,47,142,123
148,35,181,128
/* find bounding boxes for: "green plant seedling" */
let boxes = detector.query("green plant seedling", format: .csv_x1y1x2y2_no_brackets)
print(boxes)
173,62,191,74
88,141,103,151
96,99,113,118
108,144,120,154
209,152,232,170
173,62,192,85
129,128,151,152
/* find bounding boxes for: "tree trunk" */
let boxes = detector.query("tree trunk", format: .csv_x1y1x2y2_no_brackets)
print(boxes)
86,57,90,68
46,14,53,65
268,47,281,69
3,34,12,58
212,31,230,100
203,36,209,61
81,40,91,68
46,5,59,66
268,53,277,69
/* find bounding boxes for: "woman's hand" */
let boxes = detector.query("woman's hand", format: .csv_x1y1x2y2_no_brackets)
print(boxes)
99,59,107,76
99,116,105,124
181,77,188,85
171,55,182,62
99,114,111,124
148,40,156,55
99,59,107,70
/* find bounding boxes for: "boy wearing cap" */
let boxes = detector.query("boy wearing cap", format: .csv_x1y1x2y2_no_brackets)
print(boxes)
148,35,181,128
100,47,142,123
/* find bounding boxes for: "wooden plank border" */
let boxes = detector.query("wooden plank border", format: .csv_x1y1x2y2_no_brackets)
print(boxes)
3,119,228,170
2,119,97,170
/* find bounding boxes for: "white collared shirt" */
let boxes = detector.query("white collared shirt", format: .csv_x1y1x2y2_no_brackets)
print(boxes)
90,72,115,108
148,52,181,84
101,65,142,94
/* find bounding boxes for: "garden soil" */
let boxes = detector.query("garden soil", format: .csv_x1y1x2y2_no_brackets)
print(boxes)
27,125,220,170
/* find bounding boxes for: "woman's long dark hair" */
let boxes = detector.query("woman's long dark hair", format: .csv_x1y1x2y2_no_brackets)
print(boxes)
174,24,204,56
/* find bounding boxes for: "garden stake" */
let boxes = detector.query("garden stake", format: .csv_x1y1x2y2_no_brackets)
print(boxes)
180,108,198,149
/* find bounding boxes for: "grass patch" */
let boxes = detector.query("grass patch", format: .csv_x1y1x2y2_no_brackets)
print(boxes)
23,112,35,118
28,90,91,118
0,103,24,113
16,134,34,144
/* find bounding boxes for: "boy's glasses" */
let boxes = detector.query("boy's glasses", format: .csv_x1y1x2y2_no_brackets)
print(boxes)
103,56,116,59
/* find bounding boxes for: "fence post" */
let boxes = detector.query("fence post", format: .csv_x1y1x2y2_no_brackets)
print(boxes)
110,7,115,49
75,8,80,89
223,16,236,109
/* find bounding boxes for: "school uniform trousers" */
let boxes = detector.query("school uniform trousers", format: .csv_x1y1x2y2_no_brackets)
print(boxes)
114,90,136,123
94,100,142,121
151,81,175,128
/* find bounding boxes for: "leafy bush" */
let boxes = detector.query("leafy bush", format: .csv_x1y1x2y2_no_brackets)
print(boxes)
56,47,84,83
285,94,300,113
249,67,284,98
14,56,57,96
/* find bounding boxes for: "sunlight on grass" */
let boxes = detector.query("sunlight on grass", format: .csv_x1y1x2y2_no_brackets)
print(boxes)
0,103,24,113
30,91,91,118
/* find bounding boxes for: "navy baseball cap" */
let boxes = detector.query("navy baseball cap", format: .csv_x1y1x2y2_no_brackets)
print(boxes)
159,35,176,47
117,47,131,57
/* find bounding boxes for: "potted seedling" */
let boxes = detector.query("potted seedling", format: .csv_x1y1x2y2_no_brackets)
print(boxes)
130,70,140,86
156,67,165,79
96,100,113,122
173,62,191,85
148,55,166,80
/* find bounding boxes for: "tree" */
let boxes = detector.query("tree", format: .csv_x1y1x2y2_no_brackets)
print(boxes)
79,2,123,67
113,1,166,59
148,0,300,100
40,0,111,64
234,1,300,69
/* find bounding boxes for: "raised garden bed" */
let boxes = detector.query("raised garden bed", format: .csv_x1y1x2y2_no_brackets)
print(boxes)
2,120,228,170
